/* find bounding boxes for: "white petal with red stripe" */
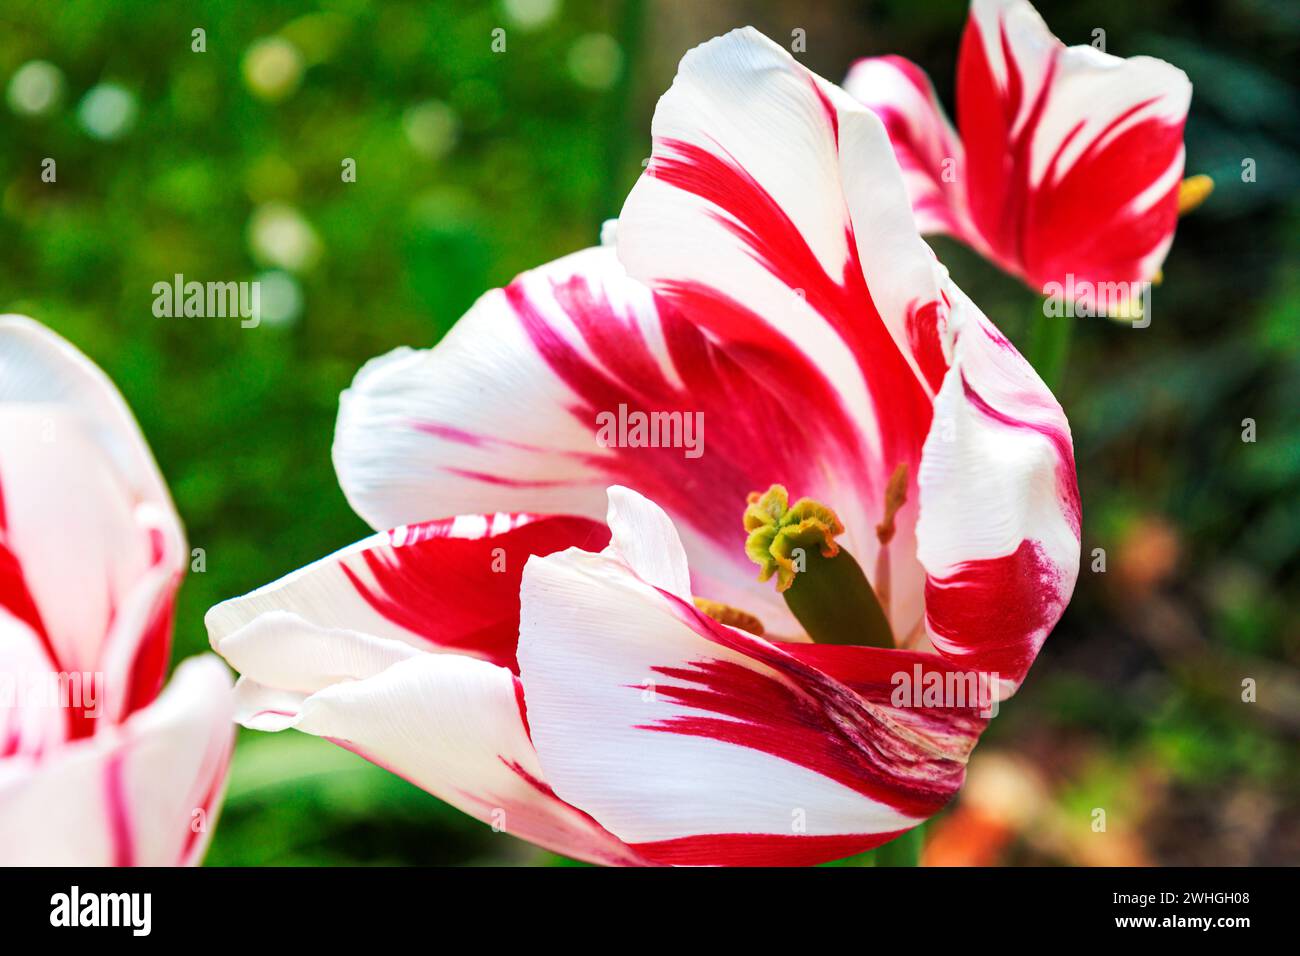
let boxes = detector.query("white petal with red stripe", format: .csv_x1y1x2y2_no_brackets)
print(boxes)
916,284,1080,694
0,655,233,866
960,0,1190,289
206,513,645,865
0,319,184,719
842,55,969,237
848,0,1190,294
0,408,179,720
0,614,65,759
218,614,643,866
616,27,956,638
518,488,986,866
332,245,878,636
207,512,609,672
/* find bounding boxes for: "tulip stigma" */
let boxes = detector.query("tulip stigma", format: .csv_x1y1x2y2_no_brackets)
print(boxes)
743,484,894,648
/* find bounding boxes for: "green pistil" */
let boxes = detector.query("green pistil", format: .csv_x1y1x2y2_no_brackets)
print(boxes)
743,484,894,648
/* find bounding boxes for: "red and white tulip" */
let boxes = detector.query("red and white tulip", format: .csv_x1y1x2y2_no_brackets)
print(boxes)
205,509,648,865
845,0,1192,303
0,316,233,866
209,27,1080,865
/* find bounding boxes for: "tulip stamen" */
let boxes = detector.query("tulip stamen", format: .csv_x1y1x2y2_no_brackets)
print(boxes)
743,484,894,648
1176,174,1213,216
873,463,909,622
693,597,765,636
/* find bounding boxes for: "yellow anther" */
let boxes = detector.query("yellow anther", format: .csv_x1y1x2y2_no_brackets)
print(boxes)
1177,174,1213,216
875,463,909,546
693,597,765,636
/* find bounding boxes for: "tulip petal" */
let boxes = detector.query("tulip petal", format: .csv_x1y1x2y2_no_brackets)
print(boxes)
916,285,1080,694
207,513,609,673
333,245,874,635
842,55,969,238
0,409,179,719
0,315,178,524
0,655,233,866
0,614,66,758
225,625,645,866
850,1,1190,295
519,490,986,866
604,484,691,598
961,0,1190,292
207,511,646,865
617,27,957,635
215,611,422,695
0,319,185,720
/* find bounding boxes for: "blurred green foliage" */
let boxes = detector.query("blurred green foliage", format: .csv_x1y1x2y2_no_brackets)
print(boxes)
1,0,1295,864
1,0,637,866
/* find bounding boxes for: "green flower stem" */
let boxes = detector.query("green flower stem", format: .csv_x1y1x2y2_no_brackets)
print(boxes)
871,823,924,866
1027,301,1074,390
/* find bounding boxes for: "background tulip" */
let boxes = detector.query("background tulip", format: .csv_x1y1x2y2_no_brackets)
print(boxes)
845,0,1193,310
0,317,234,866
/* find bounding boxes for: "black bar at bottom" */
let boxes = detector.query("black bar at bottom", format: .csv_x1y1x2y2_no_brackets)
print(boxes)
0,866,1285,941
